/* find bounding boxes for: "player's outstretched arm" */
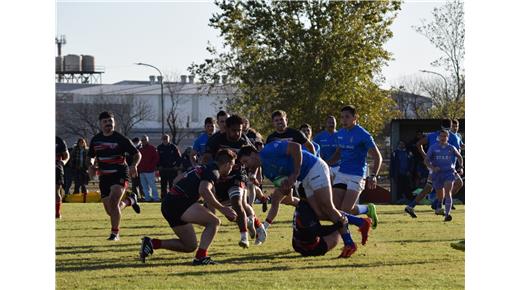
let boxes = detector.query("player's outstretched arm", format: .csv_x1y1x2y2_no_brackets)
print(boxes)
199,181,237,221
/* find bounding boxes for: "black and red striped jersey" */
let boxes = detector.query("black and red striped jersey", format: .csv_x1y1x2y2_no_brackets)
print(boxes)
172,162,220,200
88,131,138,175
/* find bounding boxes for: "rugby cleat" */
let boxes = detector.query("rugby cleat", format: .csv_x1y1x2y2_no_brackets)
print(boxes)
338,243,357,258
450,240,465,251
129,193,141,214
239,237,249,248
367,203,379,229
404,206,417,218
140,236,154,263
359,218,372,246
246,217,256,239
192,256,218,265
444,215,453,222
255,225,267,245
435,208,445,216
107,233,120,241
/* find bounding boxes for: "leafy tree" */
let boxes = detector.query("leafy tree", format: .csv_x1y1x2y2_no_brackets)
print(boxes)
190,0,401,135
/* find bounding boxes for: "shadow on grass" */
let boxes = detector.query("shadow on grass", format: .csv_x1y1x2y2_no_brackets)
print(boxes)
382,238,462,244
57,224,167,232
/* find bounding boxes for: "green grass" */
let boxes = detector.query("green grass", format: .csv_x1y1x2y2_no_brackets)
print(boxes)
56,204,464,289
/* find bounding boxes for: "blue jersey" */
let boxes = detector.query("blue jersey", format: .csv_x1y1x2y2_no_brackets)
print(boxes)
303,141,320,157
334,125,376,177
260,140,318,182
313,130,338,166
426,131,461,150
193,132,210,156
427,143,458,172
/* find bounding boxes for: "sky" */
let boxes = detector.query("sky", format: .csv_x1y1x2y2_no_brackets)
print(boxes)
56,0,449,89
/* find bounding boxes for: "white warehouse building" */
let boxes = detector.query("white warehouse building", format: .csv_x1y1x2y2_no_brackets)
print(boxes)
56,77,236,149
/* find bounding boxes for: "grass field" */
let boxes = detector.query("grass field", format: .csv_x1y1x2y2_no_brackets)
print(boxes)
56,203,464,289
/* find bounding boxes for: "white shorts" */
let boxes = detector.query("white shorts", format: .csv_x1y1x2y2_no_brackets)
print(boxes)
330,166,340,183
301,158,331,198
333,171,366,193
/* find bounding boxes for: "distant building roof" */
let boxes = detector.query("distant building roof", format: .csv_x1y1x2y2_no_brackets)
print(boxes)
55,83,101,92
60,82,237,96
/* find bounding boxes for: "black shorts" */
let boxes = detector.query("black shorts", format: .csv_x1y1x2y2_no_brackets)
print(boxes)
215,168,247,202
56,162,64,186
99,172,129,198
161,192,197,228
292,236,329,256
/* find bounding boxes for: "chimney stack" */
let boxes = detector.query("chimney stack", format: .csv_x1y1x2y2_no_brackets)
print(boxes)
149,75,155,85
188,75,195,84
180,75,187,83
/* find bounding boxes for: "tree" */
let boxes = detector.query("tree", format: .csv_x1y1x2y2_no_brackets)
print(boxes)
57,94,153,140
164,79,191,145
414,0,465,105
189,0,401,135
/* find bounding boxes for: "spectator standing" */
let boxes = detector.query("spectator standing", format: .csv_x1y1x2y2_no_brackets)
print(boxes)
407,130,428,188
70,138,90,194
157,134,182,199
138,135,160,202
390,140,414,202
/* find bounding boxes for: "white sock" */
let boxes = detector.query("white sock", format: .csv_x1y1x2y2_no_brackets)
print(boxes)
240,232,247,240
263,221,270,230
357,205,368,214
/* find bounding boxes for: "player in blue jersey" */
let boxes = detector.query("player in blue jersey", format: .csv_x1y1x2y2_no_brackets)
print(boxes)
313,116,339,177
425,129,464,221
326,106,382,229
299,123,320,157
404,119,464,218
238,141,372,258
192,117,216,165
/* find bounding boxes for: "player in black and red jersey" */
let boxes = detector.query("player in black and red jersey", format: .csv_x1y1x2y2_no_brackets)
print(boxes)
87,111,142,241
56,136,70,219
204,115,267,248
139,149,238,265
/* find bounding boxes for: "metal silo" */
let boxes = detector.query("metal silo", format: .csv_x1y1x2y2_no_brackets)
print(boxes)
55,56,63,72
81,55,95,72
64,54,81,71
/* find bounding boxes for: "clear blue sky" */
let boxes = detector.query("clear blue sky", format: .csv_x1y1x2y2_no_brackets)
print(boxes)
56,0,449,89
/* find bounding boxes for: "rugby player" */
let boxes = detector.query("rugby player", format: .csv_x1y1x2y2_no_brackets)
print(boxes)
87,111,142,241
326,106,381,229
424,129,464,221
139,149,238,265
404,119,463,218
56,136,70,219
204,115,267,247
238,141,372,258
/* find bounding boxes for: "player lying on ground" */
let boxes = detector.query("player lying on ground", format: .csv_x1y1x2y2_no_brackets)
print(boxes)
140,149,238,265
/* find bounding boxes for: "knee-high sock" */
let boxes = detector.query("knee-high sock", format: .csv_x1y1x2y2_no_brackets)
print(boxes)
445,196,453,217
